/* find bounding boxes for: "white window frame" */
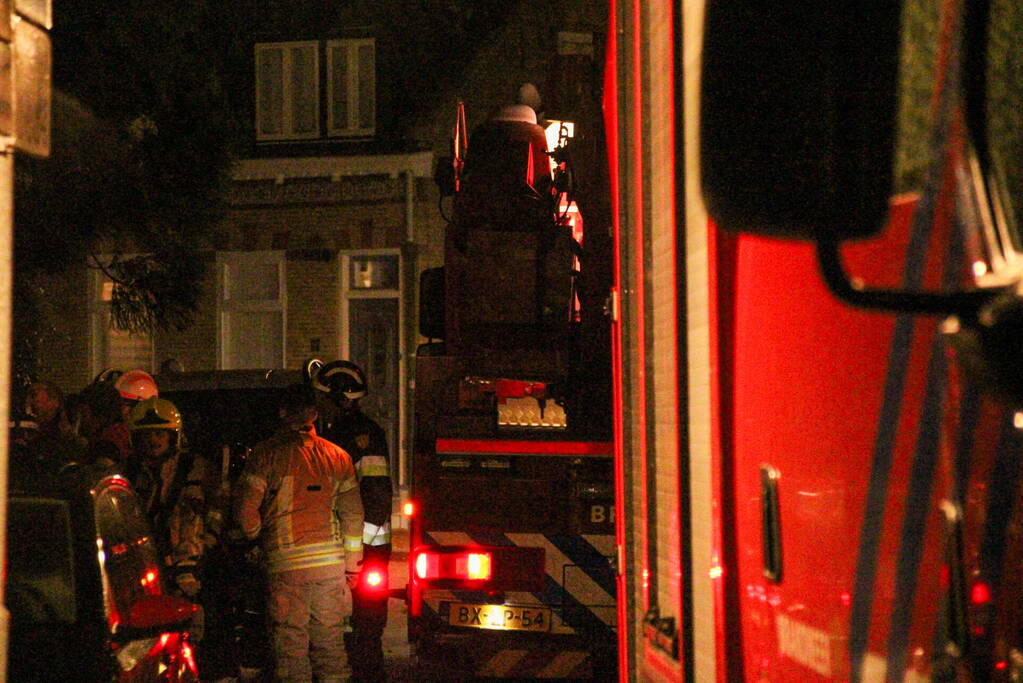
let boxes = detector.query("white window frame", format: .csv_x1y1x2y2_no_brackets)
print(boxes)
217,251,287,369
255,40,321,141
326,38,376,138
88,262,155,377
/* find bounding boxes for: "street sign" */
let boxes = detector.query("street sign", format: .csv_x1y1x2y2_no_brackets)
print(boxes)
12,18,49,157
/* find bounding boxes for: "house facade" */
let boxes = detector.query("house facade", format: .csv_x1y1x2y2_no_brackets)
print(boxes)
34,0,607,488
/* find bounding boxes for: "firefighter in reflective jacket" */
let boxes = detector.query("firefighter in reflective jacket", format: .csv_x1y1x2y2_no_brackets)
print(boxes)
314,360,392,682
234,384,364,683
126,398,208,629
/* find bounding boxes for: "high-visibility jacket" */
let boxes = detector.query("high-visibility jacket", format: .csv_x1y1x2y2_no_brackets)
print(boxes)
126,449,207,579
321,408,393,547
235,423,364,575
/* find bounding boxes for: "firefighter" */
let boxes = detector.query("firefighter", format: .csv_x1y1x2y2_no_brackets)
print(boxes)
125,397,208,621
115,368,159,417
313,360,393,683
234,384,364,683
25,380,86,464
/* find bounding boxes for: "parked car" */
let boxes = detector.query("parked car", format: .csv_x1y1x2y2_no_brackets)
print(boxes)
6,462,199,682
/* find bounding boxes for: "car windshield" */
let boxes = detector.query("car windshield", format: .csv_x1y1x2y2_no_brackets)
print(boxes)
94,480,163,628
6,497,77,624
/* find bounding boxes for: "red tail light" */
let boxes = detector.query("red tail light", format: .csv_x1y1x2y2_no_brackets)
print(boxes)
415,550,492,581
971,581,992,605
362,568,386,593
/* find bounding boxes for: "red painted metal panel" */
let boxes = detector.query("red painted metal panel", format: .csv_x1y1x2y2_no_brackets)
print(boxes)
726,195,964,680
434,439,613,456
604,1,630,680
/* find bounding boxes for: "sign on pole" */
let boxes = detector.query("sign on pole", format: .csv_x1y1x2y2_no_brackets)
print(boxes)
12,17,49,157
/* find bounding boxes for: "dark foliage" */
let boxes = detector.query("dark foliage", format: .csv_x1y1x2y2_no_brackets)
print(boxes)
12,1,249,379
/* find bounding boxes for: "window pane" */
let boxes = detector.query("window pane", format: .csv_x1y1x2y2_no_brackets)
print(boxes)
357,43,375,130
226,262,280,300
257,48,284,136
94,304,152,373
290,45,318,135
224,311,283,368
330,43,349,131
6,499,77,624
349,254,398,289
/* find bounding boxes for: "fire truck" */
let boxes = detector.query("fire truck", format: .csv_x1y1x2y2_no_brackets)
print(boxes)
607,0,1023,682
411,0,1023,680
407,98,617,679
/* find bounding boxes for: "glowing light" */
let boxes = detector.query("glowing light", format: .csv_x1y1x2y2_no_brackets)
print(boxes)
840,591,851,607
403,501,415,517
709,565,724,580
941,317,961,335
181,640,197,673
971,582,992,605
973,261,989,277
996,661,1008,671
1014,412,1023,430
464,553,491,580
544,120,575,154
415,552,431,580
365,570,383,587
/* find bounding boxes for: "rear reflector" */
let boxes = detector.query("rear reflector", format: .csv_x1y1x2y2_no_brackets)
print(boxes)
415,551,492,581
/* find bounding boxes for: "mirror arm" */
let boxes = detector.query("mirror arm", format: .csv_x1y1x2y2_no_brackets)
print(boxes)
816,235,997,318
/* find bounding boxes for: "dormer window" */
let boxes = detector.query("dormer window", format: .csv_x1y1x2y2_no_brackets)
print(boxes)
327,39,376,137
255,41,320,140
255,39,376,142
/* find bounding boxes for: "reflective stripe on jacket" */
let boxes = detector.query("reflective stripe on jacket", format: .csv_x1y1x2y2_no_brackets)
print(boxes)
321,409,393,547
235,424,364,573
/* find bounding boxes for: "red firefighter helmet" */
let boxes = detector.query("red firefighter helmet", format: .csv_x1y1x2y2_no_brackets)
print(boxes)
115,370,158,403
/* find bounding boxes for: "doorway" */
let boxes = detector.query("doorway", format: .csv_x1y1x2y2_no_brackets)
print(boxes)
341,250,403,485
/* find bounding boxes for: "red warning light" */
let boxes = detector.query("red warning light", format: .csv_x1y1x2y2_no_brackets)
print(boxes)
971,582,992,605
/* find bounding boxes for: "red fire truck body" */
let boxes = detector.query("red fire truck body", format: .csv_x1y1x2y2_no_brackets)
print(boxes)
607,0,1023,681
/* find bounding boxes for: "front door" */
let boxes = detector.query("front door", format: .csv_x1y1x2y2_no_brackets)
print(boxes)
342,251,402,484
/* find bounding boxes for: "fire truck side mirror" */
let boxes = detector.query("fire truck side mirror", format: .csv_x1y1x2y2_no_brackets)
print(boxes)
419,267,445,341
435,156,457,197
699,0,1004,320
700,1,901,242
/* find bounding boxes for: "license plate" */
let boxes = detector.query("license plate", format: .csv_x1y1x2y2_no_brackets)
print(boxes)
448,602,551,632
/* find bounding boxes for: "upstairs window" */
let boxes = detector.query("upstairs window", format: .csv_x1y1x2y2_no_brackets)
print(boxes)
255,41,320,141
327,39,376,137
255,39,376,141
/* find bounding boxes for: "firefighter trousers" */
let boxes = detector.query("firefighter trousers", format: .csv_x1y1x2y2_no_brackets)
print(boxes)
267,570,352,683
